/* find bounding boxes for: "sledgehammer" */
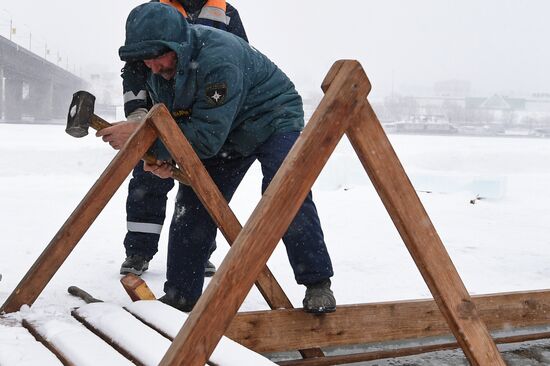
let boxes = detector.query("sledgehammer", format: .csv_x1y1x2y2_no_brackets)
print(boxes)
66,90,189,185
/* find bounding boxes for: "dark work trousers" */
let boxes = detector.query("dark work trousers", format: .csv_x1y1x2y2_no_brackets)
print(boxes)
164,132,334,303
124,161,217,260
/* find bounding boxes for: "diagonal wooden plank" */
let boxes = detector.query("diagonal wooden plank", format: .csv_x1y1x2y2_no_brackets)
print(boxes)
147,106,290,307
157,60,372,366
148,106,324,358
345,99,505,365
0,109,161,314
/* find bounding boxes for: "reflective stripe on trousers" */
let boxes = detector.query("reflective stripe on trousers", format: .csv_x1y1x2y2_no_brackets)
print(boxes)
127,221,163,235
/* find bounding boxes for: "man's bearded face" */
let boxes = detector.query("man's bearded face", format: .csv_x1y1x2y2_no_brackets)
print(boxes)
144,51,178,80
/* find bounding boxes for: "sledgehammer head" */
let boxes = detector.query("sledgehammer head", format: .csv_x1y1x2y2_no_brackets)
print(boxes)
66,90,96,138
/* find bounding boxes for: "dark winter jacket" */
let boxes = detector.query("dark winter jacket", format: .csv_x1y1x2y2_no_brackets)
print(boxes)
119,2,304,159
122,0,247,117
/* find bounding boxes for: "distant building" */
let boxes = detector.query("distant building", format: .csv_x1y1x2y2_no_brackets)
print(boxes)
381,88,550,136
433,80,471,97
467,95,525,111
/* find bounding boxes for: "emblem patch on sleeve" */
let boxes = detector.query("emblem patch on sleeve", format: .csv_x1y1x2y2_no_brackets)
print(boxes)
205,82,227,106
172,108,192,118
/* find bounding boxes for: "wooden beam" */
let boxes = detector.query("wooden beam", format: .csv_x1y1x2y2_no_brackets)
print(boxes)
276,342,461,366
227,289,550,352
276,331,550,366
23,316,136,366
72,310,148,366
158,60,372,366
22,319,73,366
345,100,505,365
0,108,162,314
147,105,290,309
120,274,156,302
148,105,323,359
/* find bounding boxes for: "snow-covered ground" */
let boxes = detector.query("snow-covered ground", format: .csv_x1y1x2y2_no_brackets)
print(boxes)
1,122,550,363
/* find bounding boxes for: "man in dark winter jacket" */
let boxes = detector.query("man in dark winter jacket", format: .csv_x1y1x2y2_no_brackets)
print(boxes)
119,0,248,278
98,2,336,314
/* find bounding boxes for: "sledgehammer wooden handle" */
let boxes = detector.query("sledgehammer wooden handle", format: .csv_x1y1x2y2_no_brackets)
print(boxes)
68,286,103,304
91,115,190,185
90,115,112,131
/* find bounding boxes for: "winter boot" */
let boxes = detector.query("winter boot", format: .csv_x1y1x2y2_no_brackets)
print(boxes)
204,260,216,277
303,279,336,314
159,290,196,312
120,254,150,276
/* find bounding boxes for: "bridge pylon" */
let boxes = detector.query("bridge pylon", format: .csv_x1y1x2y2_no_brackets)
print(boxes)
0,34,86,121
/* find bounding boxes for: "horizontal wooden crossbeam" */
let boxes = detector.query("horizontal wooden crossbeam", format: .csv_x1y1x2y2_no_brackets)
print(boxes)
227,289,550,353
276,330,550,366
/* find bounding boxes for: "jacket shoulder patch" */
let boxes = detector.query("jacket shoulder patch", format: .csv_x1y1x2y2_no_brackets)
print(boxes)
172,108,192,118
205,82,227,106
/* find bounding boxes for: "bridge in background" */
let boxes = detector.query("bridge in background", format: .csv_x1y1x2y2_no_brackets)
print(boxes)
0,35,86,121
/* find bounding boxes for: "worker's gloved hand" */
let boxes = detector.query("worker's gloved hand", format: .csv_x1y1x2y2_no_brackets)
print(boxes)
95,121,140,150
143,159,173,179
127,108,148,122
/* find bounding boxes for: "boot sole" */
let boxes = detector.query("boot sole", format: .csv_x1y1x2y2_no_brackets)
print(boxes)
204,268,216,277
304,306,336,314
120,263,149,276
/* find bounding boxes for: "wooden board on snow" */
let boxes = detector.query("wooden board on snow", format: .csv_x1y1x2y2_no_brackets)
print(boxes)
21,309,133,366
72,302,174,366
125,300,277,366
0,321,62,366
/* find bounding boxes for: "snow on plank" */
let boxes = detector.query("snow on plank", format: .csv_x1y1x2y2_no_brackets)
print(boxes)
21,308,132,366
126,300,277,366
72,302,207,366
0,323,62,366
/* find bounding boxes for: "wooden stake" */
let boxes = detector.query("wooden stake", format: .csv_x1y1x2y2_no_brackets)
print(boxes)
120,274,156,301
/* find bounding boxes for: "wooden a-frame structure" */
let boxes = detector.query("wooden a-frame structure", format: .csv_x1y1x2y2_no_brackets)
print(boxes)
4,60,550,365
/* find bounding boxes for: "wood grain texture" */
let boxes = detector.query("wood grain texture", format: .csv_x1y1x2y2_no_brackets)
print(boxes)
91,114,190,185
158,60,372,366
277,343,462,366
227,289,550,352
277,330,550,366
345,101,505,365
71,310,146,366
22,319,73,366
120,274,156,302
149,105,324,359
0,107,162,314
149,105,291,307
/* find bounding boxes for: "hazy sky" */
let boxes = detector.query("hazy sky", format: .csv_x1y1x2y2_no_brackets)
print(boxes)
2,0,550,99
